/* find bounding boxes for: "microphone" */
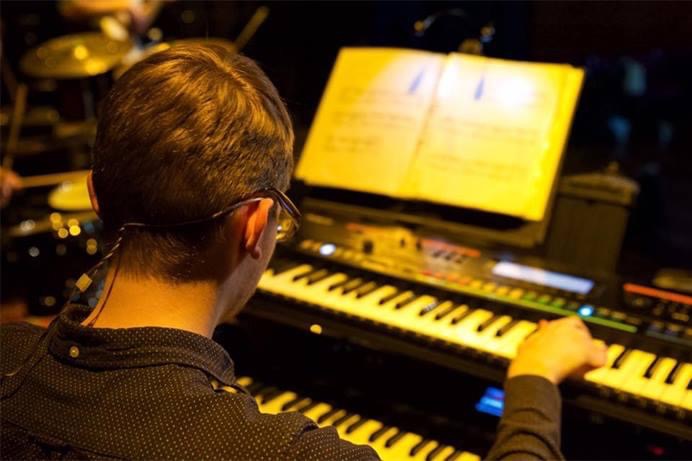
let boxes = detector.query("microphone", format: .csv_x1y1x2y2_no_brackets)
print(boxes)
413,8,469,37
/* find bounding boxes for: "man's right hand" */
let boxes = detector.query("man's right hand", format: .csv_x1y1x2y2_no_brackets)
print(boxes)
508,316,607,384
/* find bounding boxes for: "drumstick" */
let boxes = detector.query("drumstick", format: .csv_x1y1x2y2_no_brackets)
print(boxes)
2,83,28,171
234,6,270,52
21,170,90,188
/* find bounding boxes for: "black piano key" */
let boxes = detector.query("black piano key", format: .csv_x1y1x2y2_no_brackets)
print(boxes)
296,400,318,414
305,269,331,285
257,387,283,404
434,303,458,321
426,444,446,461
245,382,264,395
496,318,519,337
269,258,299,275
341,278,366,295
419,300,442,317
327,277,351,292
410,439,432,457
355,281,379,298
292,267,322,282
345,417,368,434
379,289,401,305
368,425,392,443
395,293,418,310
476,313,500,332
446,450,464,461
316,407,341,424
665,361,682,385
384,430,406,448
643,356,662,379
281,396,307,411
331,412,355,428
450,307,472,325
612,349,631,369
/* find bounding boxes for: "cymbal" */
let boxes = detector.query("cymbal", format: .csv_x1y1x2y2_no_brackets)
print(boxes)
20,32,133,79
48,174,92,211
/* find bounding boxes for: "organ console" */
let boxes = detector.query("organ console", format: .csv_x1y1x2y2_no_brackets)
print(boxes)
230,47,690,459
235,200,691,457
236,375,481,461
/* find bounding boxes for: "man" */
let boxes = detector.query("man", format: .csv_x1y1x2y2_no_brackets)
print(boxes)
1,44,606,459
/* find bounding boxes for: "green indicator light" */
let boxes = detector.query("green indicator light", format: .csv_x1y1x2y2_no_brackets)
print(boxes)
523,292,538,301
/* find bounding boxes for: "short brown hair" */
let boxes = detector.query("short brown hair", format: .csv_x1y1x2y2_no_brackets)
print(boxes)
92,44,294,281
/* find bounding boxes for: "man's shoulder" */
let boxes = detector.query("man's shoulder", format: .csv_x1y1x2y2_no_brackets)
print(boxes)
188,382,317,437
175,387,376,460
0,322,45,373
136,379,323,458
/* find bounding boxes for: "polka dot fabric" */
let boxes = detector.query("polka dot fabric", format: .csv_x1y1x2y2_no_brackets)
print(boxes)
1,305,378,460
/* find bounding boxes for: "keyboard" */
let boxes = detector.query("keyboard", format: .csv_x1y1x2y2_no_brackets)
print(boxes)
258,261,691,415
236,376,481,461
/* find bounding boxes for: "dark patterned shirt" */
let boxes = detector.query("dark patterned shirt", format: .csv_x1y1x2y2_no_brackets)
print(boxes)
1,304,563,460
0,305,377,460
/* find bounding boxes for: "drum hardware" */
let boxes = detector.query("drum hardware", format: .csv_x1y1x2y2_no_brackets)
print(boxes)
20,32,133,80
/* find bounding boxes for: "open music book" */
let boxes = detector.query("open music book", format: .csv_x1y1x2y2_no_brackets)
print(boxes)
296,47,584,221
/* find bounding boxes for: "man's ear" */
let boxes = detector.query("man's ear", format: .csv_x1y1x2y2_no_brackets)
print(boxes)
243,198,274,259
87,171,100,216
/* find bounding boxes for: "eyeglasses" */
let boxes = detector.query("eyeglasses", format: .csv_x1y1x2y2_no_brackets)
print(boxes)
119,186,301,242
259,187,301,242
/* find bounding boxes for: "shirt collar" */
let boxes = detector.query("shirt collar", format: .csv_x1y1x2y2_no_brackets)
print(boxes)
49,304,236,385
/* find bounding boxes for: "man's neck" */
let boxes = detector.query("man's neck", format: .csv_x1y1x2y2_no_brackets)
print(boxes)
81,270,221,338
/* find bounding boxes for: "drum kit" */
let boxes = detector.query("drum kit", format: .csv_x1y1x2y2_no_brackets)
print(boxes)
2,4,270,314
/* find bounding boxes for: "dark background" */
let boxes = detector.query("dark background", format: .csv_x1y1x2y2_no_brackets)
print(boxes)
2,0,692,277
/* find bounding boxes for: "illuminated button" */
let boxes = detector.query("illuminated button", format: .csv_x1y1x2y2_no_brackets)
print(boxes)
469,279,483,289
319,243,336,256
664,324,682,338
508,288,524,299
445,273,459,283
578,305,594,317
647,321,664,334
537,294,552,304
69,346,80,358
672,312,690,323
552,298,567,309
482,282,497,293
457,276,472,286
624,315,642,327
495,286,510,296
610,311,627,321
596,308,611,317
522,292,538,301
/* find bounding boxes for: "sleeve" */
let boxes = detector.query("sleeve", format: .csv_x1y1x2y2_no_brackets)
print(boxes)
485,375,564,461
284,423,380,461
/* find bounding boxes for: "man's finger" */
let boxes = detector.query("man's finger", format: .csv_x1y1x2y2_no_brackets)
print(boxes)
588,341,608,367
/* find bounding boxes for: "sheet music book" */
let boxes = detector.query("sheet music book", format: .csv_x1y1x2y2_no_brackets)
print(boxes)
296,47,584,221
